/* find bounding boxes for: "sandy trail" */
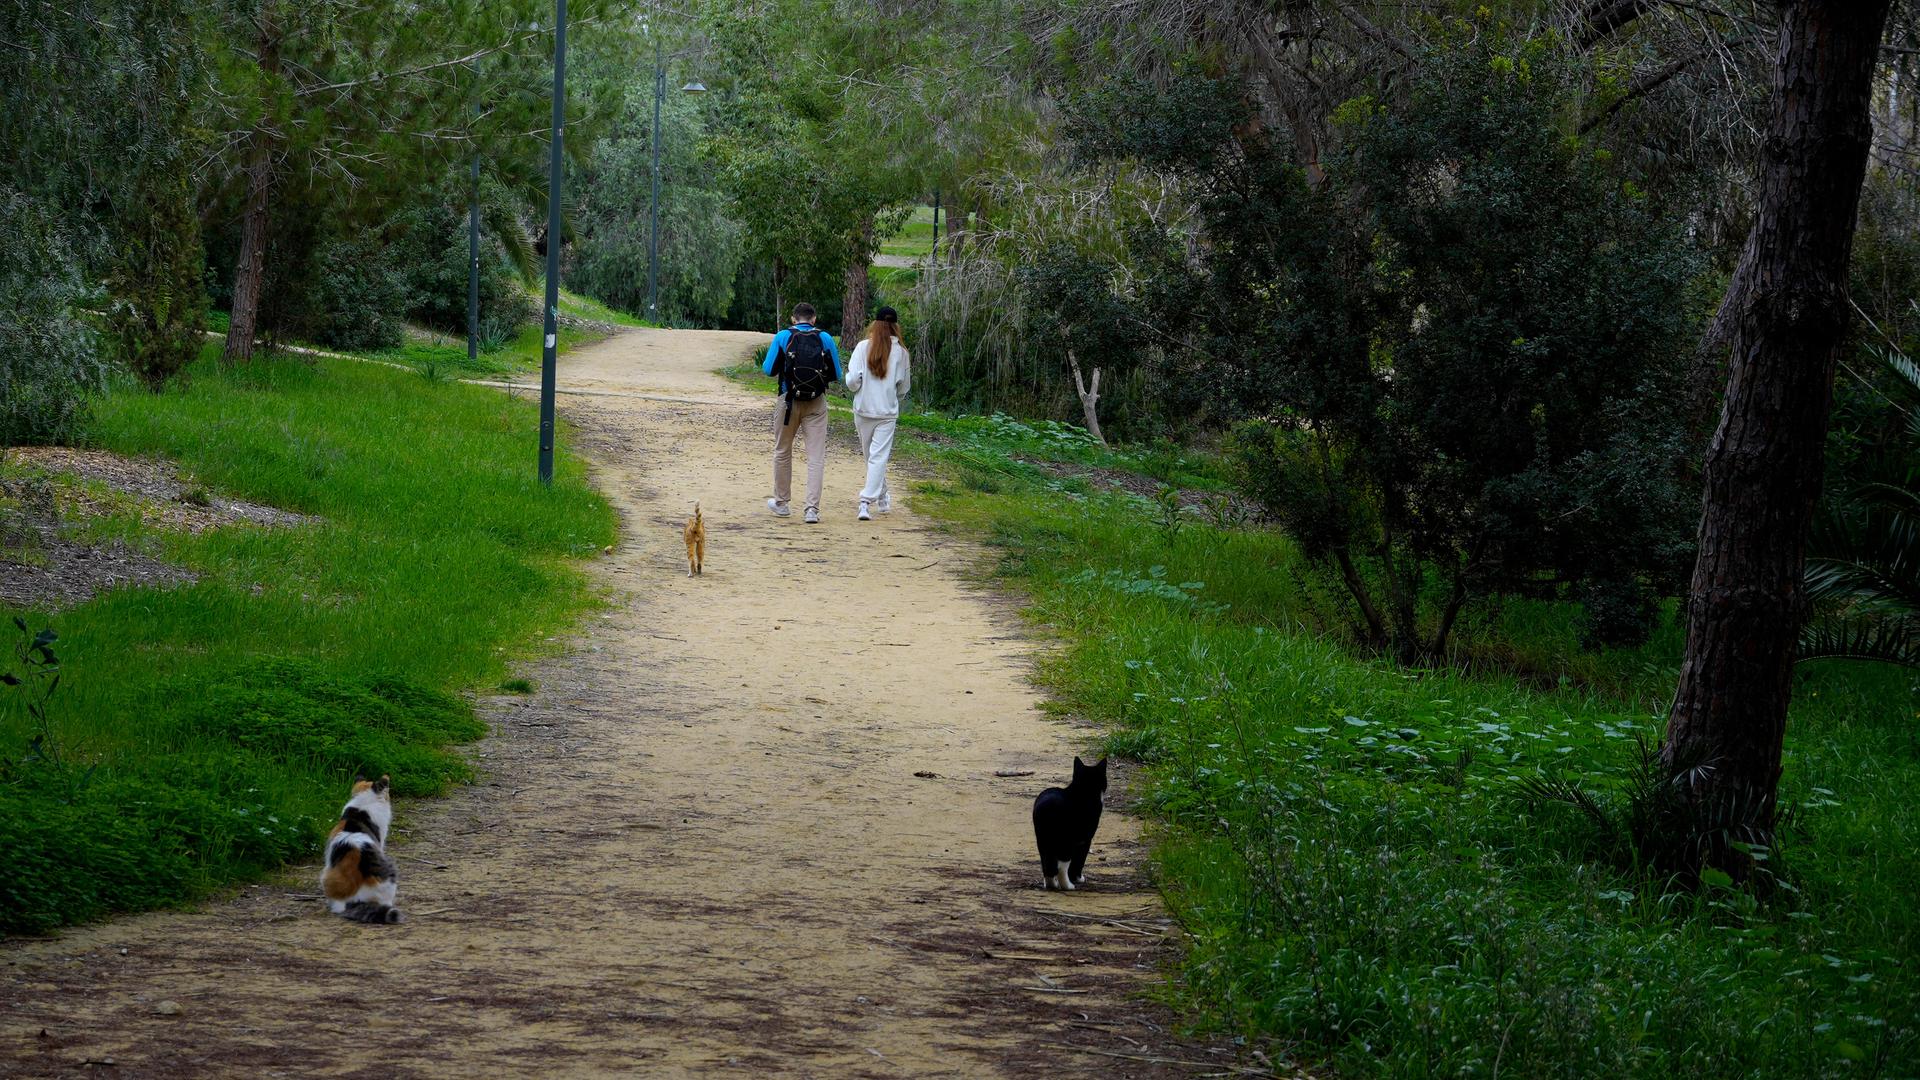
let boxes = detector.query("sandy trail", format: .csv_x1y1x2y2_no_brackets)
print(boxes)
1,330,1207,1078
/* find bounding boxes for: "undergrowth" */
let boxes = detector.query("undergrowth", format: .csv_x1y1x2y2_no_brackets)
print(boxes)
911,460,1919,1078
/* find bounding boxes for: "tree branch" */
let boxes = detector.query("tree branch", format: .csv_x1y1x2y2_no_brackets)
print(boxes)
1329,0,1414,62
291,18,604,98
1577,0,1657,50
1578,39,1732,134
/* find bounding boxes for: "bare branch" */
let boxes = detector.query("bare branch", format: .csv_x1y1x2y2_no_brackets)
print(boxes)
1578,38,1735,134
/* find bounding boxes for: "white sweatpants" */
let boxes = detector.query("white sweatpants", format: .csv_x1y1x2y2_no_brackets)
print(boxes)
854,414,897,504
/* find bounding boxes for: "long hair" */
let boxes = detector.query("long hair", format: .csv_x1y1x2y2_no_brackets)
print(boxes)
865,308,901,378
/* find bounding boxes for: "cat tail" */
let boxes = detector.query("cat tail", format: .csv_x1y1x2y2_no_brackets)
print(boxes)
340,900,404,924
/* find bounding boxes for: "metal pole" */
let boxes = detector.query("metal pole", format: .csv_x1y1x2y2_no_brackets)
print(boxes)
647,32,662,322
467,151,480,363
929,189,940,289
538,0,566,486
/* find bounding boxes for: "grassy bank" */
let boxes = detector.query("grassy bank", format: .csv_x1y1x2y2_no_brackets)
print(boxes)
902,426,1917,1077
0,344,615,934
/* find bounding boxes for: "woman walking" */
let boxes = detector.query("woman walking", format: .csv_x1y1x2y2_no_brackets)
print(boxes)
845,306,911,521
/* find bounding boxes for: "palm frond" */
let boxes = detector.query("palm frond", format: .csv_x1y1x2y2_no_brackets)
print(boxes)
1514,774,1618,835
1797,615,1920,668
1805,500,1920,612
483,203,538,283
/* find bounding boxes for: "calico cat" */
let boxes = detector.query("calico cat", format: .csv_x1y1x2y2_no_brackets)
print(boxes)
1032,756,1107,891
321,775,403,924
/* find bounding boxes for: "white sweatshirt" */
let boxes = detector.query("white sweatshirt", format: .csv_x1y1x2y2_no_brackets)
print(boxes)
844,338,911,418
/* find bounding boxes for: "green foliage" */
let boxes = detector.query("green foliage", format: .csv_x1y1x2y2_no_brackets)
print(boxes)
107,149,208,390
1803,347,1920,669
570,80,743,326
0,344,614,933
911,452,1919,1078
0,190,106,445
388,183,534,347
0,655,477,936
1077,38,1702,660
173,658,484,797
699,0,938,332
308,230,408,351
1153,484,1186,548
91,1,206,392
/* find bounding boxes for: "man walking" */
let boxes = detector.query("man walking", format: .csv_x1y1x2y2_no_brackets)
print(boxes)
764,302,843,524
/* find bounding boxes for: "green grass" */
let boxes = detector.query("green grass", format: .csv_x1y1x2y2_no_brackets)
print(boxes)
909,455,1919,1076
715,359,1229,492
363,339,520,377
0,343,615,934
556,287,657,329
873,265,920,291
877,204,968,261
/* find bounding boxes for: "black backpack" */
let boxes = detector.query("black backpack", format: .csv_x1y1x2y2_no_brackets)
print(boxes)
779,327,833,422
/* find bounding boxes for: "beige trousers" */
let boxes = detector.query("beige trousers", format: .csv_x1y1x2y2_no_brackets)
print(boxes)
771,395,828,512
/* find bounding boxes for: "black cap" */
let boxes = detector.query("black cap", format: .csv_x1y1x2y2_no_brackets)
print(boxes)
875,306,899,323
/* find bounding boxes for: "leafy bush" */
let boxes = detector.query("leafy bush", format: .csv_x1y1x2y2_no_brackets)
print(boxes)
389,186,534,348
103,107,205,390
1078,35,1702,660
0,189,106,444
308,231,407,351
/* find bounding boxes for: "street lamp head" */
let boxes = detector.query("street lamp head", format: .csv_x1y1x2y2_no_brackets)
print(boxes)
681,81,708,94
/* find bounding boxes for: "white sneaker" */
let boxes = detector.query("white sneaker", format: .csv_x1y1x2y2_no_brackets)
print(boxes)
803,507,820,524
875,496,892,514
766,497,790,518
858,501,872,521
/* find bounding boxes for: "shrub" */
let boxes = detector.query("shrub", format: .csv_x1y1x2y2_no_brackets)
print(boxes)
106,150,207,390
1082,35,1702,660
308,231,407,351
0,189,106,444
389,193,533,347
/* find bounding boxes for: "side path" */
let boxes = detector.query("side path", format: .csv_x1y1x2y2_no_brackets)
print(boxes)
1,329,1224,1078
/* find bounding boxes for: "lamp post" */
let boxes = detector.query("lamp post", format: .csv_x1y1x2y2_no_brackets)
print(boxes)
467,138,480,364
538,0,566,486
646,29,706,323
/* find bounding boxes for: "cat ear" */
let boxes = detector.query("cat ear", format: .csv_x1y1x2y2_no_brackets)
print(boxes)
1095,758,1107,768
373,775,391,794
1074,756,1086,768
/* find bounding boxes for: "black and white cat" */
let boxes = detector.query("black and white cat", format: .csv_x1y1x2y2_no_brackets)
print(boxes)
1032,756,1107,891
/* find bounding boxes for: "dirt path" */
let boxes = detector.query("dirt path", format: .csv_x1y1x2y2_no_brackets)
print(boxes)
1,330,1218,1078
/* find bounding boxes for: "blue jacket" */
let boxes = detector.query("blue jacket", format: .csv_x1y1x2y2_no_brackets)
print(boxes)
763,324,843,386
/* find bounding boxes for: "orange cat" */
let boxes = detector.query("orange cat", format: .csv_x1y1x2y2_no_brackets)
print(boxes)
320,775,403,924
684,502,705,577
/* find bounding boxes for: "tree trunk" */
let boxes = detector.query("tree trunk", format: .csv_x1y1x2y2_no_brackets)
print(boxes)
1429,570,1472,661
1332,548,1387,649
1661,0,1891,875
223,3,282,366
1066,347,1105,446
1241,16,1327,187
944,198,964,264
773,256,784,333
842,217,873,339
